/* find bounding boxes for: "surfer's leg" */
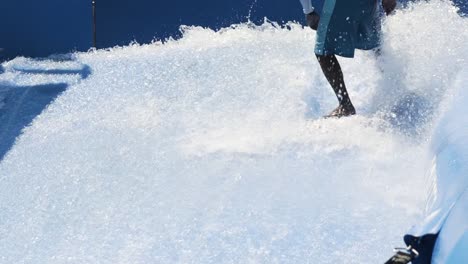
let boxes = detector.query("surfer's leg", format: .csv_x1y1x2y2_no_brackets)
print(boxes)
316,54,356,117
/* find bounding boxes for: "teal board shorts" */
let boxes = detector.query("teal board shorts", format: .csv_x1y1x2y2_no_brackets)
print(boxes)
315,0,381,58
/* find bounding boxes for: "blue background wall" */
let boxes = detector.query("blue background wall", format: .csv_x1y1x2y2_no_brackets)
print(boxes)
0,0,307,60
1,0,92,60
0,0,466,61
96,0,307,48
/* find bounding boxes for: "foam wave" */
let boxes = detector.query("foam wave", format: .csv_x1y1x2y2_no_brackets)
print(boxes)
0,1,466,263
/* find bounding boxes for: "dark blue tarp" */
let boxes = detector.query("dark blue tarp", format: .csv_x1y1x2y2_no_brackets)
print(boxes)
96,0,305,48
0,0,305,60
0,0,466,60
0,0,92,60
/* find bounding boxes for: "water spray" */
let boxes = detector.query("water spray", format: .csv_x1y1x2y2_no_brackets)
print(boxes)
247,0,258,24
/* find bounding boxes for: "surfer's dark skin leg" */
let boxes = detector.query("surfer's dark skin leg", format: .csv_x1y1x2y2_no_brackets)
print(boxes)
316,54,356,117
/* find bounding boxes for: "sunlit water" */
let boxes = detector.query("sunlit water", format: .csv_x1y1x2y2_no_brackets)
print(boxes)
0,1,466,263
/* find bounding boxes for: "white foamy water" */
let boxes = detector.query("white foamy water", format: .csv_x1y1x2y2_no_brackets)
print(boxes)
0,1,466,263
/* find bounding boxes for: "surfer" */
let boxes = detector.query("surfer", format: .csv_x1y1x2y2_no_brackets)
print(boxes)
300,0,397,117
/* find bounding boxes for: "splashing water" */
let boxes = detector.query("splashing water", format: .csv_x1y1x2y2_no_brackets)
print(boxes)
0,1,466,263
247,0,259,22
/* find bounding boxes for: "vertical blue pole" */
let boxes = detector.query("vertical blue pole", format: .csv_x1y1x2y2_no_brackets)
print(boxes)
92,0,97,48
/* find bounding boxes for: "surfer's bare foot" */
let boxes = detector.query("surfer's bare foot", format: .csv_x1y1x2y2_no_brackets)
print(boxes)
324,104,356,118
